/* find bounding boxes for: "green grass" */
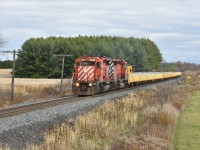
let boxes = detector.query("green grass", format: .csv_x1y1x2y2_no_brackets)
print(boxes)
173,91,200,150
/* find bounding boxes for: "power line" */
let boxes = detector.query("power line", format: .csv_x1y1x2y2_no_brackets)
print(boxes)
1,51,73,97
0,50,18,55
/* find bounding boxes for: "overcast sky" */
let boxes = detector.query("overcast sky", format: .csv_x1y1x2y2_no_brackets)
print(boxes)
0,0,200,64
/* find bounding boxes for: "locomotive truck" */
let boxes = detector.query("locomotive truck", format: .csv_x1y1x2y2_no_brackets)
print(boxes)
72,56,181,96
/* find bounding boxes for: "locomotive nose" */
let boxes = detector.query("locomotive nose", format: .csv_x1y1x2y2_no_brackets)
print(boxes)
78,66,95,81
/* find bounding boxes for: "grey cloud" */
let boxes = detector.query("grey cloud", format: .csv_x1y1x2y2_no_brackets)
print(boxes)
1,0,200,63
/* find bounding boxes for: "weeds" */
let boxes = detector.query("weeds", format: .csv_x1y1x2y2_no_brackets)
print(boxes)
0,78,72,107
1,71,200,149
26,94,142,150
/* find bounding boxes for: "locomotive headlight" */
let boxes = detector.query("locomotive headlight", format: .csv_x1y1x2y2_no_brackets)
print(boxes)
75,83,80,86
89,83,92,86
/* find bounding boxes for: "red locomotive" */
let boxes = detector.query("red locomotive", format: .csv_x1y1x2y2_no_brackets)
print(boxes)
72,56,128,95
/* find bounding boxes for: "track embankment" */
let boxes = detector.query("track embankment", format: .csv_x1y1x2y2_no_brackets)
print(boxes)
0,77,182,149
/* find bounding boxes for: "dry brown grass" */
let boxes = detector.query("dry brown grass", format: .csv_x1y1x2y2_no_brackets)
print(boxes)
26,83,187,150
27,93,143,150
0,78,72,107
0,69,12,78
2,71,200,150
0,78,67,85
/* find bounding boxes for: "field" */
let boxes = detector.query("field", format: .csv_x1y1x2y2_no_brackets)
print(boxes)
0,69,72,107
23,71,200,150
0,77,70,86
1,69,200,149
173,91,200,150
25,81,185,149
0,69,12,78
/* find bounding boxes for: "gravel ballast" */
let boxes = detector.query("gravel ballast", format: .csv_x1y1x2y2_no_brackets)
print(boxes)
0,78,182,149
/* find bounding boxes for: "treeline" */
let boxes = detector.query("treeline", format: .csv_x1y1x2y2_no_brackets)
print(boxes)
0,60,13,69
15,36,162,78
163,61,200,72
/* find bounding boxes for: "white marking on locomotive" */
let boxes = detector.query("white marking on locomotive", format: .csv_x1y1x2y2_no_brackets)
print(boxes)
78,66,94,81
108,59,114,78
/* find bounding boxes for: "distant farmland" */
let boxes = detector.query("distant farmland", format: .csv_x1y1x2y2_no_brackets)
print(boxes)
0,69,12,78
0,69,72,107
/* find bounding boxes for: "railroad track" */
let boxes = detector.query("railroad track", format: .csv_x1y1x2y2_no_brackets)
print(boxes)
0,95,81,119
0,77,182,119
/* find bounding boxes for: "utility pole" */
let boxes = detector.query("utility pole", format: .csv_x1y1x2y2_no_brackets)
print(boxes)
11,50,16,101
161,60,165,72
54,54,73,93
0,50,17,101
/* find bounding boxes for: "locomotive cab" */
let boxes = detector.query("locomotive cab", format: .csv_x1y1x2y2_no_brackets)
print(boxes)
72,57,101,95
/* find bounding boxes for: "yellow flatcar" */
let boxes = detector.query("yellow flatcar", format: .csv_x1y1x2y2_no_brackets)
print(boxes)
127,66,182,86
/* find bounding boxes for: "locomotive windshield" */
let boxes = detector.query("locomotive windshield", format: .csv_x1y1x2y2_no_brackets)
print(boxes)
81,61,88,66
81,61,95,66
89,61,95,66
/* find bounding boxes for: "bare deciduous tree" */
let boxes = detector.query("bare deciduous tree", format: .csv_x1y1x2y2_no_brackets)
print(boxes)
0,32,6,48
155,83,178,110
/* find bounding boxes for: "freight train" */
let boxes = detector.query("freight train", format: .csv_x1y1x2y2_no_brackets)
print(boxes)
72,56,181,96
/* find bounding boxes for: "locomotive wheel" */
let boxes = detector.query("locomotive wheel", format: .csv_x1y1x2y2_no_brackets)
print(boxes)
90,87,95,95
99,83,104,93
113,82,117,90
95,85,100,94
95,81,100,94
117,81,120,89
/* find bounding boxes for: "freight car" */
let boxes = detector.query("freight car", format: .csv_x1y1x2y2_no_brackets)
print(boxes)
72,56,181,96
127,66,181,86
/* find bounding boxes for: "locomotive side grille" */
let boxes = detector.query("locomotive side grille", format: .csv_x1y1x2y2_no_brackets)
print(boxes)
78,66,95,81
108,59,114,78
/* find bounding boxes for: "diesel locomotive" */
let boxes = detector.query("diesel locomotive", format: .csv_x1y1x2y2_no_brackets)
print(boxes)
72,56,181,96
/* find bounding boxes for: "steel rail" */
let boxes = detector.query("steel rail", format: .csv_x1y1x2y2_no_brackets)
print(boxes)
0,95,79,118
0,77,182,119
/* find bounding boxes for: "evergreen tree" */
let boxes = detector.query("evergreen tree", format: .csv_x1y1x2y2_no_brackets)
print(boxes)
15,36,162,78
0,60,13,68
